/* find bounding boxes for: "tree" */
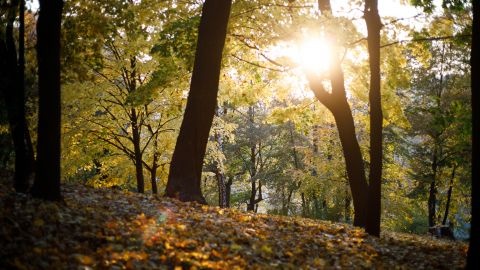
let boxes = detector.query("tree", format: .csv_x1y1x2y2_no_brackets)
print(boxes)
307,0,369,228
165,0,232,203
467,0,479,268
31,0,64,201
61,0,183,193
306,0,384,233
402,8,472,233
0,0,34,193
364,0,383,236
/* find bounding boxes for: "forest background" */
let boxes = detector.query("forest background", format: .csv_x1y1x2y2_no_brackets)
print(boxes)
0,0,474,240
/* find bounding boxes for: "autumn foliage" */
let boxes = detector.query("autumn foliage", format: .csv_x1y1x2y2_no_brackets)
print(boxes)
0,181,467,269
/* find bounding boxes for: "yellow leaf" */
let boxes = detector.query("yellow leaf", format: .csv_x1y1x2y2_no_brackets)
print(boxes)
230,243,242,252
260,245,273,255
73,254,94,265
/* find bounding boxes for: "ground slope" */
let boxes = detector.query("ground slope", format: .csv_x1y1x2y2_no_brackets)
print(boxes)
0,182,467,269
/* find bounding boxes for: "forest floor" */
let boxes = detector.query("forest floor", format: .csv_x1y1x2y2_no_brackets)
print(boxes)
0,181,468,269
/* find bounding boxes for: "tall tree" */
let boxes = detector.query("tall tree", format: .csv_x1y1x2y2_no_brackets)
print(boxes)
0,0,33,193
165,0,232,203
31,0,64,201
364,0,383,236
467,0,479,267
308,0,369,228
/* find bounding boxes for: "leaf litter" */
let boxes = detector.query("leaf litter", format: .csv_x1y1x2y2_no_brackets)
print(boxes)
0,182,467,269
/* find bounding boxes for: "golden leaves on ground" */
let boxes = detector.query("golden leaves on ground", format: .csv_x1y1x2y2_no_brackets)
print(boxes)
0,182,467,269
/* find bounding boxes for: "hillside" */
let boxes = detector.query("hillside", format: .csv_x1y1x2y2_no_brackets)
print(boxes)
0,182,467,269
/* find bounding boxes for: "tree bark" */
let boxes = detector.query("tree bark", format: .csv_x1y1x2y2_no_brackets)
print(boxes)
467,1,479,268
18,0,34,184
216,171,227,208
428,148,439,228
301,192,308,217
31,0,64,201
225,177,232,207
165,0,232,203
0,0,32,193
214,107,227,208
442,165,456,226
330,97,368,227
131,108,145,193
149,139,159,195
364,0,383,237
310,0,369,228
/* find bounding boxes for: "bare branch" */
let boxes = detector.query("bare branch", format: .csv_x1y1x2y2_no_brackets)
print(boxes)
231,54,285,72
380,34,471,48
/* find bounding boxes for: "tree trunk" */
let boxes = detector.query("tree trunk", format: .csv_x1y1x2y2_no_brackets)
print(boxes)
216,171,227,208
214,108,227,208
247,142,257,211
131,108,145,193
364,0,383,237
31,0,64,201
467,1,479,265
150,168,158,194
428,148,439,228
311,0,369,228
150,151,158,195
150,158,159,195
301,192,308,217
19,0,34,189
225,177,232,207
247,179,256,211
165,0,232,203
0,0,31,193
330,98,368,227
285,188,294,215
442,165,456,226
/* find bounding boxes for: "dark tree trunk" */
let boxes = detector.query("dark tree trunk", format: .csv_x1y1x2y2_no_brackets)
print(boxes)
310,0,369,228
151,139,159,195
150,170,158,194
467,1,479,268
225,177,232,207
125,56,145,194
428,149,439,228
442,165,456,226
247,143,257,211
31,0,64,201
165,0,232,203
283,187,294,215
0,0,32,193
330,98,368,227
131,108,145,193
301,192,308,217
216,171,227,208
364,0,383,237
17,0,34,189
24,122,35,174
214,108,227,208
247,180,256,211
150,149,159,195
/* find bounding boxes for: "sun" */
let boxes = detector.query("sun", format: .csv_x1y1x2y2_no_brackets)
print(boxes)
271,36,332,75
294,37,332,73
265,36,333,98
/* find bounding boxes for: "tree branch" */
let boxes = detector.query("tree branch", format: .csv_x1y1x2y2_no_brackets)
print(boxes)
380,34,471,48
